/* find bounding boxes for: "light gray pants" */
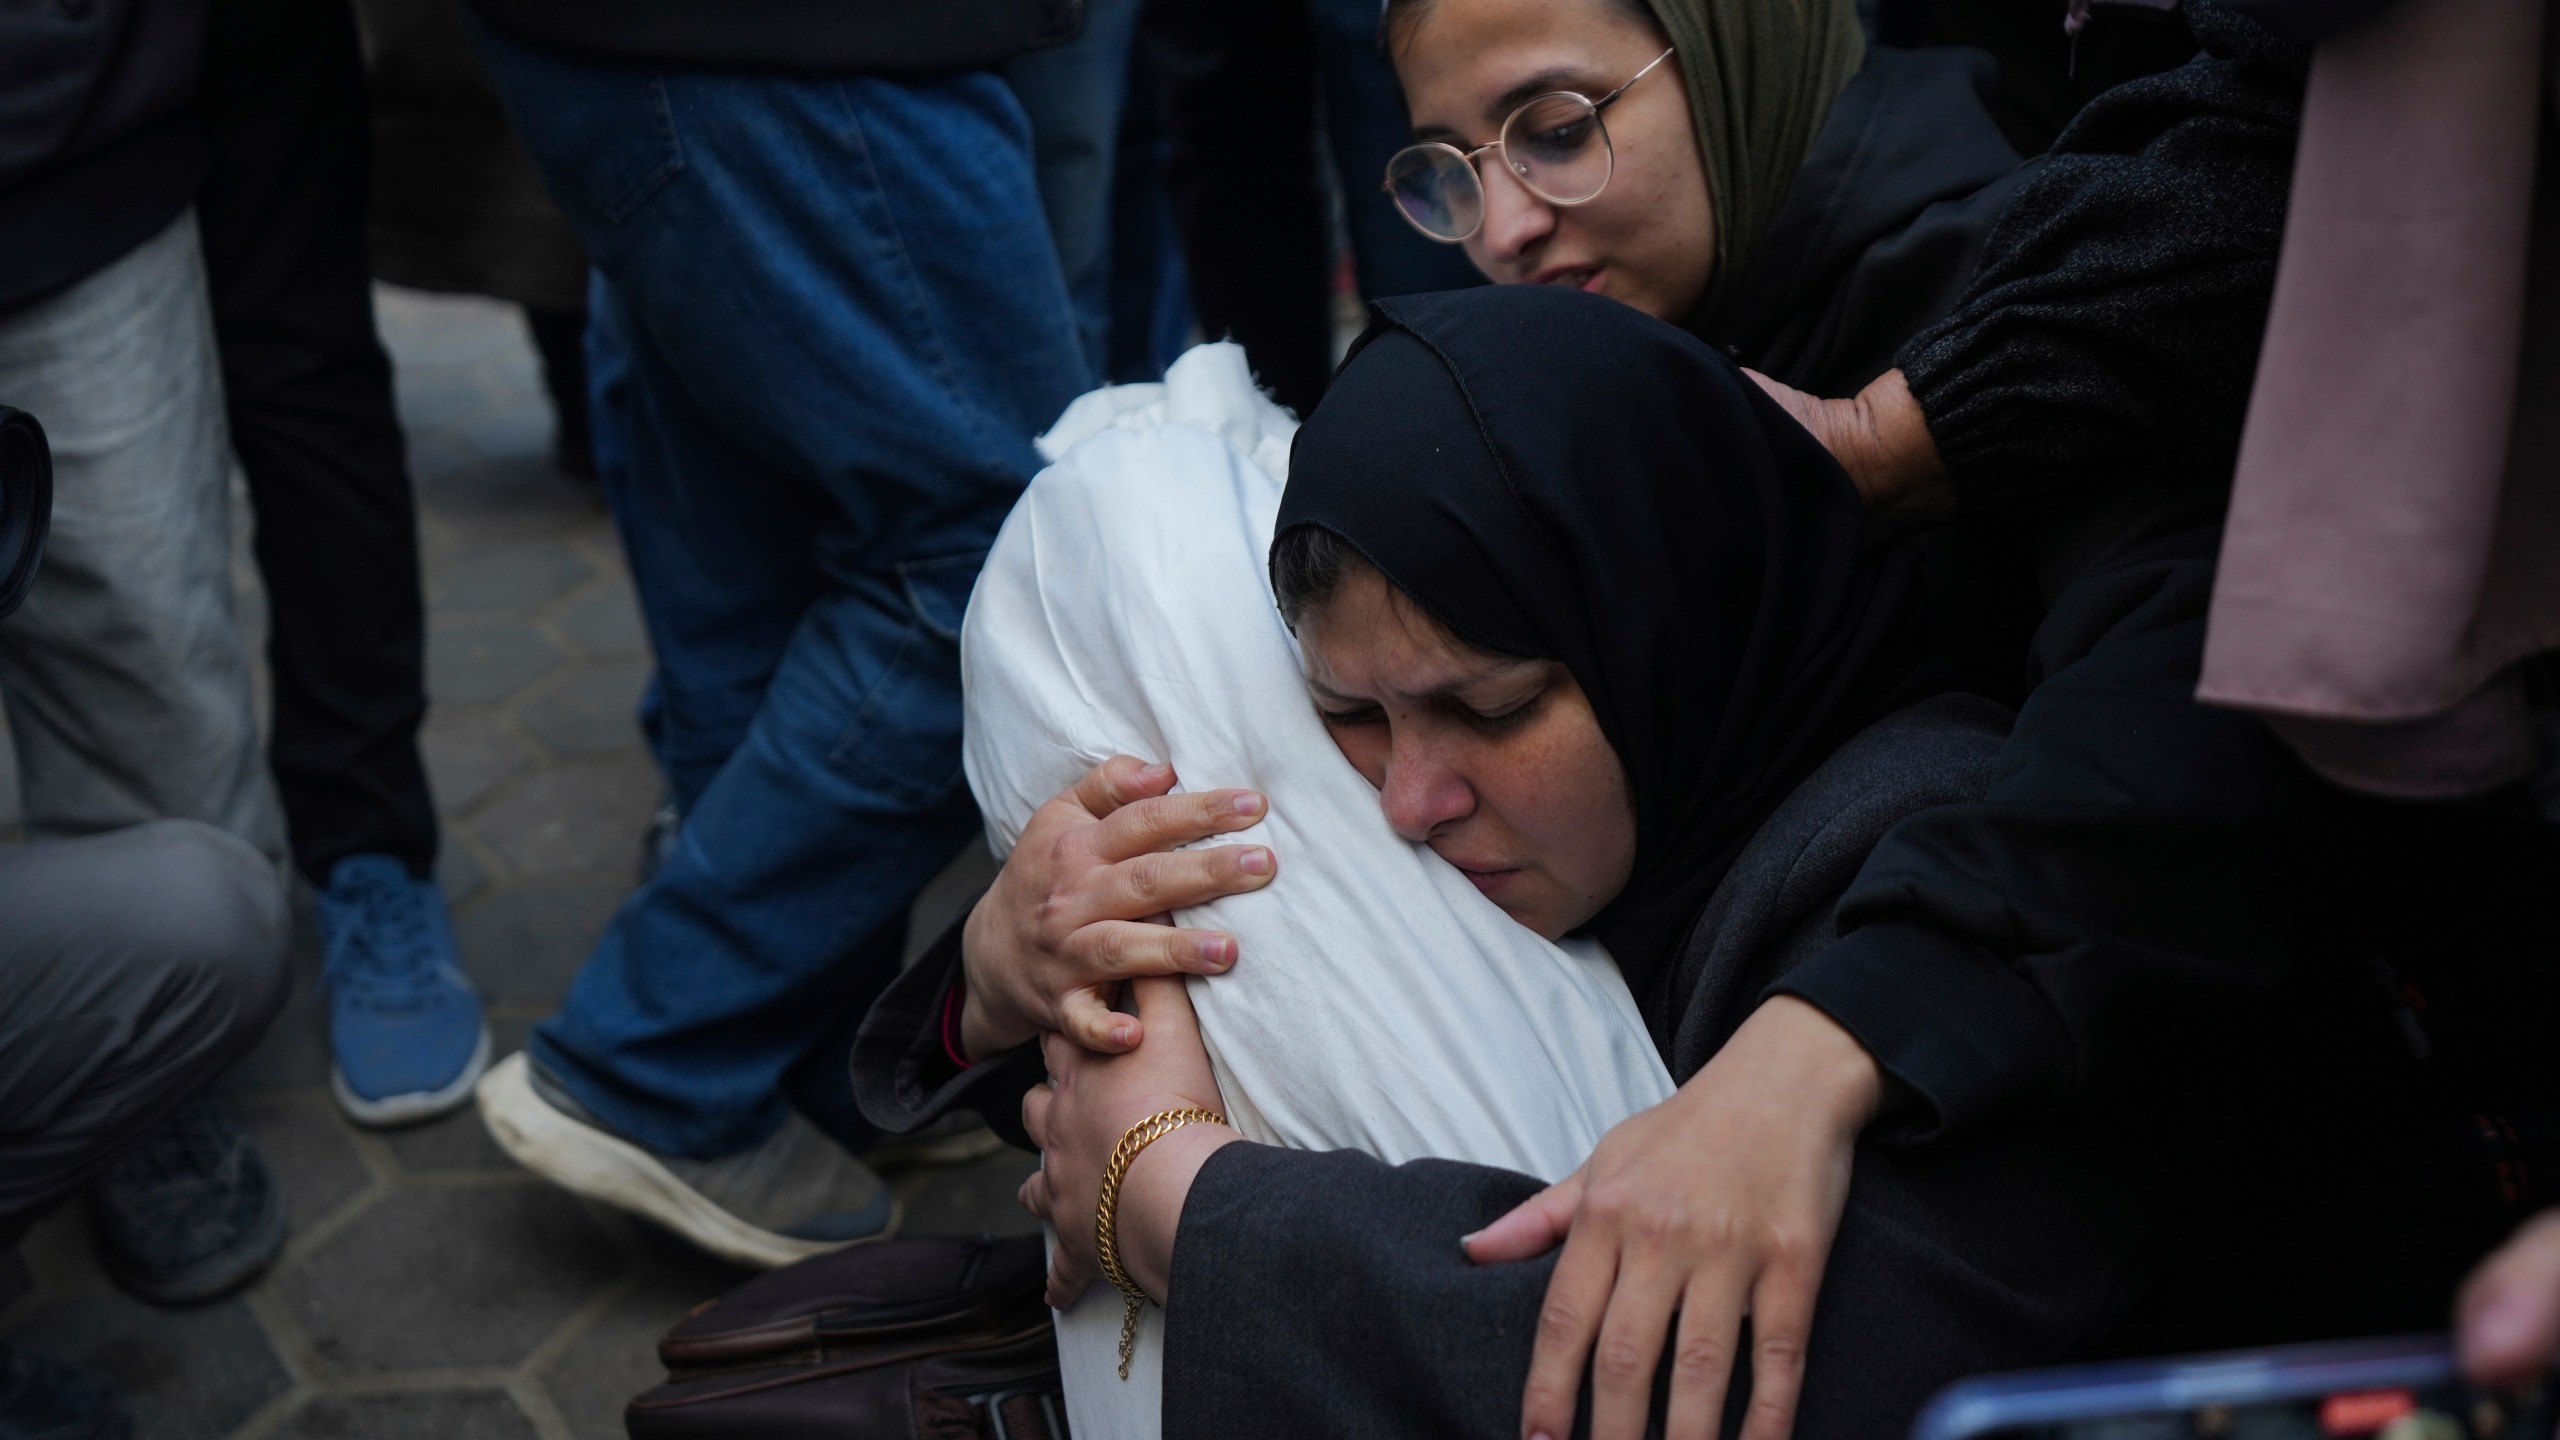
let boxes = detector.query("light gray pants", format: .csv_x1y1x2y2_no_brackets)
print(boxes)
0,211,284,862
0,821,289,1232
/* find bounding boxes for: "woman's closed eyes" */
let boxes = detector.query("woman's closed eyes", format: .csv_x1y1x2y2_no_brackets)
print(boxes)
1315,685,1549,737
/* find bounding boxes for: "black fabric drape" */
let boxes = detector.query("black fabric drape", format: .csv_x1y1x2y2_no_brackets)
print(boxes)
1276,286,1938,994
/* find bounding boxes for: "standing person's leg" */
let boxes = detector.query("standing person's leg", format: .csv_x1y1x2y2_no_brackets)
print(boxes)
1303,0,1485,302
1148,0,1335,416
1007,0,1150,381
196,0,489,1128
0,215,284,863
474,35,1089,1265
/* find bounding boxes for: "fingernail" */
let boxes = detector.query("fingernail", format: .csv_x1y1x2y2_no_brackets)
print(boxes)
1458,1230,1479,1249
1112,1021,1134,1046
1140,761,1171,780
1196,936,1234,970
1238,847,1273,875
1232,792,1264,817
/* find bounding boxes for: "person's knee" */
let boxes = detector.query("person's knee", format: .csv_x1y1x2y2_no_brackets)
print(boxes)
111,819,293,1042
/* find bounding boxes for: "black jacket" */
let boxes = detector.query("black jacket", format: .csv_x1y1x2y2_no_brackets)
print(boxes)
1897,2,2308,516
0,0,206,313
463,0,1082,73
1701,45,2035,398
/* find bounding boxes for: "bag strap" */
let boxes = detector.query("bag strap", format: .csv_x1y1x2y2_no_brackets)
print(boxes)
969,1386,1069,1440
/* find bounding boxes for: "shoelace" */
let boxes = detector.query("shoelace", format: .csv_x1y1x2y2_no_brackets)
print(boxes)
323,867,445,1003
108,1104,238,1190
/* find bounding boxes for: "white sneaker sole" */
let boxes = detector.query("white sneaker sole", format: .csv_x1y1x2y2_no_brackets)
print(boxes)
332,1024,493,1129
474,1052,900,1271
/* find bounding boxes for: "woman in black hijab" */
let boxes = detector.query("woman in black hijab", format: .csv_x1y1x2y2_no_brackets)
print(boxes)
1002,285,2134,1440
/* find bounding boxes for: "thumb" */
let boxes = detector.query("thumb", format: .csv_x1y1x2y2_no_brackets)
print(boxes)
1463,1171,1584,1265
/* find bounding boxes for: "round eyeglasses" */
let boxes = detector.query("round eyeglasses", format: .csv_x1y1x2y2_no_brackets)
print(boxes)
1382,47,1676,244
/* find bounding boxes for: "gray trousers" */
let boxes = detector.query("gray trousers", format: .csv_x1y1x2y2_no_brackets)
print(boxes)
0,211,284,862
0,822,289,1233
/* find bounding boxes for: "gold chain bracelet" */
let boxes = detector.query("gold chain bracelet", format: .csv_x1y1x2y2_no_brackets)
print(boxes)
1093,1106,1225,1379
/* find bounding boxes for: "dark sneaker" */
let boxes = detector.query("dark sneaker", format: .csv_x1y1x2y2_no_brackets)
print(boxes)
316,854,490,1126
476,1052,898,1270
0,1344,128,1440
86,1103,285,1307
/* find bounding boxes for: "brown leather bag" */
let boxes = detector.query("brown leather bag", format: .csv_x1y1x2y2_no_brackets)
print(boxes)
625,1232,1068,1440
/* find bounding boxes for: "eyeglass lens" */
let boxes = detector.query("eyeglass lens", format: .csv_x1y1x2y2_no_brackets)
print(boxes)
1384,92,1613,242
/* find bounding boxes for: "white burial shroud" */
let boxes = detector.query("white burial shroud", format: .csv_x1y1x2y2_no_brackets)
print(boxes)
961,343,1677,1439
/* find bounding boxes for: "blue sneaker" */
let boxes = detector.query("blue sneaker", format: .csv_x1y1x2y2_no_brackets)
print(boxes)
316,854,490,1127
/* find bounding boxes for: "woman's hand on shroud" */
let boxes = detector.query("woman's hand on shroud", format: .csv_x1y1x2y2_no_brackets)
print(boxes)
1018,977,1236,1309
2459,1209,2560,1386
959,755,1277,1059
1466,996,1884,1440
1743,368,1943,509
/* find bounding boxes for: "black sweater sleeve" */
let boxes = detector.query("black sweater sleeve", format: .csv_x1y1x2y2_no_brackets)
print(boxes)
849,900,1044,1150
1894,6,2306,516
1771,535,2313,1143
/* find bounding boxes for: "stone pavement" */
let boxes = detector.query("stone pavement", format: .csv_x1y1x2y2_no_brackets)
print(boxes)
0,287,1033,1439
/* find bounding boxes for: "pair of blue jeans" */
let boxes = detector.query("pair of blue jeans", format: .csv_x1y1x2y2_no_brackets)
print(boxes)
480,30,1092,1158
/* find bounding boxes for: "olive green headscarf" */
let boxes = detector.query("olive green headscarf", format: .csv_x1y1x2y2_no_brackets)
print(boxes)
1640,0,1866,327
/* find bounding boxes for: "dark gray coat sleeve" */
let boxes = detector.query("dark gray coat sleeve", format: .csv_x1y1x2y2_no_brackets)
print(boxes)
850,900,1043,1150
1165,1121,2157,1440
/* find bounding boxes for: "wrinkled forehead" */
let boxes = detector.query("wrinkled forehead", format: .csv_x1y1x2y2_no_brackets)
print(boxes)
1298,567,1539,700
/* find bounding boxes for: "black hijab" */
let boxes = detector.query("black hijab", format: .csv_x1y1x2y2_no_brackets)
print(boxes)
1275,285,1937,999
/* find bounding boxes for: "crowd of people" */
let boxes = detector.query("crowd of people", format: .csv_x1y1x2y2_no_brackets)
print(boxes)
2,0,2558,1435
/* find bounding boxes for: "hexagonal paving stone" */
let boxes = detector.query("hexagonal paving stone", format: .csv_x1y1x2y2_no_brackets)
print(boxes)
454,884,630,1007
514,658,651,757
216,928,329,1096
439,839,492,909
542,1242,747,1440
3,1293,292,1440
553,581,648,659
462,757,660,879
421,704,541,817
380,287,535,369
232,1091,376,1237
427,544,594,615
271,1388,541,1439
427,620,564,706
276,1184,622,1375
414,455,603,550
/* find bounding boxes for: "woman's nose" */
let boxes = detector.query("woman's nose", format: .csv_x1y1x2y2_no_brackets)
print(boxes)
1377,748,1474,843
1473,160,1557,269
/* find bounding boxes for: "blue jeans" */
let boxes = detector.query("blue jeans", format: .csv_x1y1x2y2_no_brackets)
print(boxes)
480,30,1091,1158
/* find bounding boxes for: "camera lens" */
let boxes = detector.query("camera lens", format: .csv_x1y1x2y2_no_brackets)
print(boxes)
0,407,53,620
